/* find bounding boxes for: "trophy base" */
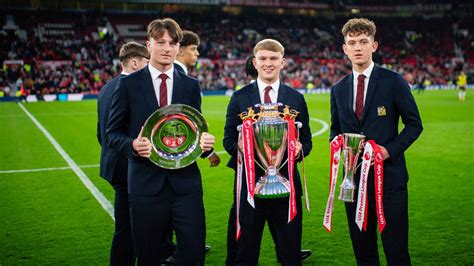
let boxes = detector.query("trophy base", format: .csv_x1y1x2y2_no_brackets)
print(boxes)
255,172,291,199
338,179,356,202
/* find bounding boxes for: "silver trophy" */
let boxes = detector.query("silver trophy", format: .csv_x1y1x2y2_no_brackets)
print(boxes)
239,103,300,199
338,133,366,202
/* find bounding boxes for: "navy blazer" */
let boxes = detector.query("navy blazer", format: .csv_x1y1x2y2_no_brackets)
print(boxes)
330,65,423,189
105,65,204,196
97,74,127,183
223,82,312,199
173,63,185,74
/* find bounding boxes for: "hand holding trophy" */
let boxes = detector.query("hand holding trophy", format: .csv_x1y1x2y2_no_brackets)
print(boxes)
140,104,211,169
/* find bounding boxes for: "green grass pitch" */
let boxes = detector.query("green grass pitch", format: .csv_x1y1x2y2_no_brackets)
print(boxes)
0,90,472,265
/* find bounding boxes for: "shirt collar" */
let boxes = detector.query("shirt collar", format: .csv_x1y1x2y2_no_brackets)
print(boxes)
120,71,130,76
148,63,174,81
257,78,280,93
352,61,375,80
174,60,188,75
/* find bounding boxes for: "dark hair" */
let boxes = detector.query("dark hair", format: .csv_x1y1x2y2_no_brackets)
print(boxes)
147,18,183,42
341,18,377,40
245,56,258,79
180,30,200,47
119,42,149,64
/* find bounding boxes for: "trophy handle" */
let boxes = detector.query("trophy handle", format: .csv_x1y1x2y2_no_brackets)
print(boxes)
295,121,302,140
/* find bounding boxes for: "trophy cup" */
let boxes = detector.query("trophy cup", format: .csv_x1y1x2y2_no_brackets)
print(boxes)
338,133,366,202
239,103,300,199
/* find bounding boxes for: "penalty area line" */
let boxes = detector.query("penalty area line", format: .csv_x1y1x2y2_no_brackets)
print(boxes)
17,103,114,221
0,164,99,174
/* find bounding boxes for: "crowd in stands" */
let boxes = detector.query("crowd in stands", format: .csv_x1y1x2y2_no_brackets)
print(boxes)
0,10,472,96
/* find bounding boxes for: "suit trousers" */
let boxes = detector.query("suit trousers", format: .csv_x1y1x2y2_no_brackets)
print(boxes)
130,179,205,266
345,175,410,266
235,197,302,266
226,204,285,266
110,177,135,266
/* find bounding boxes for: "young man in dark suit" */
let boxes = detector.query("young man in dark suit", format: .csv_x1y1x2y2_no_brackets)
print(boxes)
224,39,312,266
156,30,214,264
330,18,423,265
225,55,312,265
106,18,215,265
174,30,199,76
97,41,149,266
175,30,220,168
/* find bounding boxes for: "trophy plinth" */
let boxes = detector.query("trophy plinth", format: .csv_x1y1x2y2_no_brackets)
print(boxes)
255,166,291,199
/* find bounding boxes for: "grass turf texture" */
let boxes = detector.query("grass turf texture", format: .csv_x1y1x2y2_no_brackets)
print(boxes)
0,90,472,265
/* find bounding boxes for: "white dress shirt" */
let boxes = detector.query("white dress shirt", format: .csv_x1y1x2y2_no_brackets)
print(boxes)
352,61,374,112
148,63,174,106
174,60,188,75
257,78,280,104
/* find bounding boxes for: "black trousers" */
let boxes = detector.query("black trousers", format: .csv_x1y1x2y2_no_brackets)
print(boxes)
226,204,284,266
345,177,410,266
110,178,135,266
130,179,206,266
230,197,302,266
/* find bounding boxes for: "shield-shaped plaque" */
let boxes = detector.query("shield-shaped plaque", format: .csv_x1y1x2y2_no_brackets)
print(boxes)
142,104,208,169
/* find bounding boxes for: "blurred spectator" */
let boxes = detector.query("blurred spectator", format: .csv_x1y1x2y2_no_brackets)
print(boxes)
1,10,472,94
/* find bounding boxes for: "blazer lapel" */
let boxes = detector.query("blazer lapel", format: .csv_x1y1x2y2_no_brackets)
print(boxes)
140,66,159,112
171,68,184,104
276,83,287,105
346,74,359,122
249,82,261,107
361,65,380,124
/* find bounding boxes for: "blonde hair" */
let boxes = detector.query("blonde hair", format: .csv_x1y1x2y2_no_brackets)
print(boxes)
253,39,284,56
342,18,377,40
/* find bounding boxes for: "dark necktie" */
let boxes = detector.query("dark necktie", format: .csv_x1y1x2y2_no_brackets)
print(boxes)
159,73,168,107
264,86,272,104
355,74,366,121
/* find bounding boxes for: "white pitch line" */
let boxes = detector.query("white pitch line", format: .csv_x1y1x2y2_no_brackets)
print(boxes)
18,103,114,220
0,112,96,118
0,164,100,174
310,117,329,137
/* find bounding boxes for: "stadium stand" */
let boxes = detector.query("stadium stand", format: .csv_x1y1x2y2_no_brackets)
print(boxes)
0,3,472,97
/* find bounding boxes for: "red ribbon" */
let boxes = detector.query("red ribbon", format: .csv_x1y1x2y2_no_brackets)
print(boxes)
236,133,243,240
285,116,297,223
242,118,256,205
355,140,386,233
370,140,386,233
323,135,344,232
324,137,387,233
356,142,372,231
236,119,256,241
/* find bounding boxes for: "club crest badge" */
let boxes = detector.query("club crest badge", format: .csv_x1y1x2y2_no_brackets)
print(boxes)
377,106,387,116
